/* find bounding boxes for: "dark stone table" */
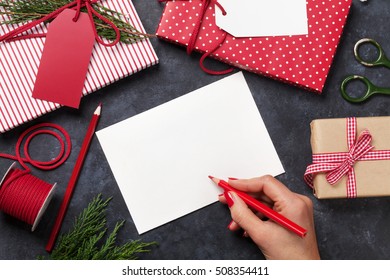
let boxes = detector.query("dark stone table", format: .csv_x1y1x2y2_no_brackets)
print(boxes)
1,0,389,260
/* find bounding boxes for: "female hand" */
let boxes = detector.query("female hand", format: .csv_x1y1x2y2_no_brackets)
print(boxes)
220,175,320,260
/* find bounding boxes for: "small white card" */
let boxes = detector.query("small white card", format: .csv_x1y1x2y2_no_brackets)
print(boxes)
215,0,308,37
97,72,284,234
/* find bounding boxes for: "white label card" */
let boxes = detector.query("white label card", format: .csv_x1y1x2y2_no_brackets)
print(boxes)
215,0,308,37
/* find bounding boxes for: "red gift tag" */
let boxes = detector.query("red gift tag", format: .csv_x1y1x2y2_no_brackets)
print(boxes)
32,9,95,108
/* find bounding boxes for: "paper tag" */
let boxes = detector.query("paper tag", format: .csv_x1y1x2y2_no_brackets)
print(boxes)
32,9,95,108
215,0,308,38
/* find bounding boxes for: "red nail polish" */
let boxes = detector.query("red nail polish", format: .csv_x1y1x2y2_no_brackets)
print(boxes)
228,177,238,180
224,191,234,208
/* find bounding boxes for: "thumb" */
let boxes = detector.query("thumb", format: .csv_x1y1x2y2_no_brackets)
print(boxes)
225,191,265,238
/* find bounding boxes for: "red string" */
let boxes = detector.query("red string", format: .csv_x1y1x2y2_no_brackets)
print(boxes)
73,0,83,22
160,0,232,75
0,123,71,172
85,0,120,47
0,0,120,47
199,31,233,75
0,123,71,228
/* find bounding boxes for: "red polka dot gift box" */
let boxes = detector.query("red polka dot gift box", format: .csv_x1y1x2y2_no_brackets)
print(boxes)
156,0,352,93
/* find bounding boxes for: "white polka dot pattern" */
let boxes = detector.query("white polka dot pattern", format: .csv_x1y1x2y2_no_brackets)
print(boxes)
156,0,352,93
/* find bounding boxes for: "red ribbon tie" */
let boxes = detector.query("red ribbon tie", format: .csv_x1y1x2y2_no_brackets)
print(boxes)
326,129,373,185
0,0,120,47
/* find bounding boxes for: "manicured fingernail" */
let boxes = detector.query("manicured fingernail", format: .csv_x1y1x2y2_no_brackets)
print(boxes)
224,191,234,208
218,193,224,197
227,220,234,230
228,177,238,180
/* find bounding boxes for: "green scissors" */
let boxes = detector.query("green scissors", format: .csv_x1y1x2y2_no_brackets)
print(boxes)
341,38,390,103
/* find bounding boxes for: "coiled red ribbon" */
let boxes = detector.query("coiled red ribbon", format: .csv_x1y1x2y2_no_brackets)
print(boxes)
0,168,54,230
0,0,120,47
0,123,71,229
304,117,390,198
159,0,233,75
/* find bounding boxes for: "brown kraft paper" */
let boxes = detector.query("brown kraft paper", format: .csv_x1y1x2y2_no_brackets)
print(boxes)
310,116,390,199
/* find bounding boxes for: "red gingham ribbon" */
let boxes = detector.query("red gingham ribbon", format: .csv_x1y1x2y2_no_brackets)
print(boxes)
304,117,390,198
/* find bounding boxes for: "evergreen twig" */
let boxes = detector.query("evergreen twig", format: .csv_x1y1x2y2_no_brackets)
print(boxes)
40,194,156,260
0,0,154,44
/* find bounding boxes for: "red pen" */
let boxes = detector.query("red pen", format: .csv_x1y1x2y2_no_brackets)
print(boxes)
209,176,307,238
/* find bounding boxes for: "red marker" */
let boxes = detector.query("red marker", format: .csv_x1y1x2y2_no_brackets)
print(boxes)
209,176,307,238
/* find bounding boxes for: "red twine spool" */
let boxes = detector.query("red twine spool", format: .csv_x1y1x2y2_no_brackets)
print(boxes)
0,123,71,231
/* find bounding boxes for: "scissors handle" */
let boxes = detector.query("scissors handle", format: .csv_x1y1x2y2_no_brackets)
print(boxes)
354,38,390,68
341,75,390,103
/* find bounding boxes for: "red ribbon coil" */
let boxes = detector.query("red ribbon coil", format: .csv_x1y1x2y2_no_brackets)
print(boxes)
0,123,71,229
0,168,54,228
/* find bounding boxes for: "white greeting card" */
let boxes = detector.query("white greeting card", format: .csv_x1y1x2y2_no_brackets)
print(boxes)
96,72,284,234
215,0,308,37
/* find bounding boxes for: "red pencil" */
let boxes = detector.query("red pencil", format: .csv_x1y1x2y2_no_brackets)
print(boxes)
209,176,307,238
45,104,102,252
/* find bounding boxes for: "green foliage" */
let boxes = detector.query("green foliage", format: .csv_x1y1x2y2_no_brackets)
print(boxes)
42,194,156,260
0,0,152,44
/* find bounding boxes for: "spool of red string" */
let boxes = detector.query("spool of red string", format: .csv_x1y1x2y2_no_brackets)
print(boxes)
0,123,71,231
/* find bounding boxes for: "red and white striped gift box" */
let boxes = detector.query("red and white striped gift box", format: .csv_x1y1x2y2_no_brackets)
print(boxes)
0,0,158,133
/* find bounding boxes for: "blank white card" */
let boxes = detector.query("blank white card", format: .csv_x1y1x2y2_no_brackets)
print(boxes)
97,72,284,234
215,0,308,37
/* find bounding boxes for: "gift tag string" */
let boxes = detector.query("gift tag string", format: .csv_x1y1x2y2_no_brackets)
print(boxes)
194,0,233,75
0,0,120,47
0,123,71,227
159,0,233,75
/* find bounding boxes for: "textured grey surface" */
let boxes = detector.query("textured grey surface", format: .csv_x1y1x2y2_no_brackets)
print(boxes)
1,0,390,260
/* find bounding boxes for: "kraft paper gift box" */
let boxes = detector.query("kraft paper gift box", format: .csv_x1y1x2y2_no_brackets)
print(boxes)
304,116,390,199
0,0,158,133
156,0,351,94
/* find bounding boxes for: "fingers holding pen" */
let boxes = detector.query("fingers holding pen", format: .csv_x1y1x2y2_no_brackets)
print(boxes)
223,191,267,241
219,179,274,209
219,191,269,220
212,176,320,259
228,175,295,203
220,191,264,235
211,175,308,239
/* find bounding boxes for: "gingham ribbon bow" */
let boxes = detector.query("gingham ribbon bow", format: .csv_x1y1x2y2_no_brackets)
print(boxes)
304,117,390,198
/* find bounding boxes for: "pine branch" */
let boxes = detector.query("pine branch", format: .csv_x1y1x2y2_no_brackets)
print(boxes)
0,0,154,44
91,220,123,259
41,194,156,260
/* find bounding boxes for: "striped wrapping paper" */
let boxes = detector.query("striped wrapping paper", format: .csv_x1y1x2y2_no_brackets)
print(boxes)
0,0,158,133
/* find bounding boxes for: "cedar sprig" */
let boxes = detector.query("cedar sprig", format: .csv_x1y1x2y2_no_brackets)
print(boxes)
0,0,153,44
41,194,156,260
